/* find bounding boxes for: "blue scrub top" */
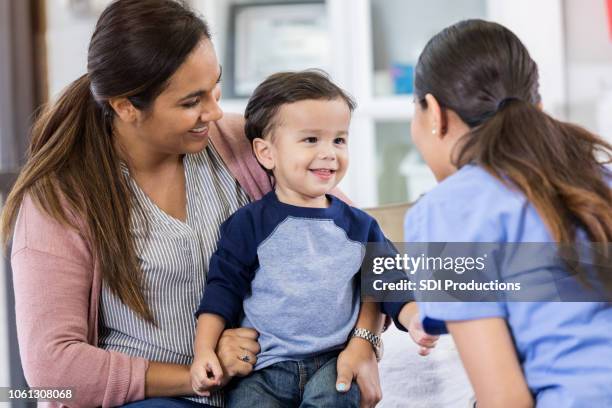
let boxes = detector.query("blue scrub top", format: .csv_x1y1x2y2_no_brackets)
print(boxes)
404,164,612,407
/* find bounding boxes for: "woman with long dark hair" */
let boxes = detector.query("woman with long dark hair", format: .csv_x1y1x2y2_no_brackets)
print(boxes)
1,1,384,407
404,19,612,406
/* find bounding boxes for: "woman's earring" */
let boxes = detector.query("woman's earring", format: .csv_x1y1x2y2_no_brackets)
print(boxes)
432,128,437,135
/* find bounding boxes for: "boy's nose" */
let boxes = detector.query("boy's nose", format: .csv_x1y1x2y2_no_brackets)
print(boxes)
318,145,336,160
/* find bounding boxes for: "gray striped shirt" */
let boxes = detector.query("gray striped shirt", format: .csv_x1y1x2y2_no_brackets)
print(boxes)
99,143,250,407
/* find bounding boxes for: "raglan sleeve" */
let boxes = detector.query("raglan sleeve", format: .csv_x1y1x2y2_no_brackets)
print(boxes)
196,209,259,327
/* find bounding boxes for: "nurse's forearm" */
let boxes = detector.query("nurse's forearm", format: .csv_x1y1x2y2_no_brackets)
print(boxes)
145,361,193,397
447,318,534,408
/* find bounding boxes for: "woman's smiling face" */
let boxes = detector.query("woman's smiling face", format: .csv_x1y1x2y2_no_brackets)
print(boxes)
124,38,224,156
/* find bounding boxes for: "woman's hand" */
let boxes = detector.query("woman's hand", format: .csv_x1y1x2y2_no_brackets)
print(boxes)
336,338,382,408
215,328,260,386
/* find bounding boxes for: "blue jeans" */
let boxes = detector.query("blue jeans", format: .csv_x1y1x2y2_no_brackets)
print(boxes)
226,350,360,408
121,397,215,407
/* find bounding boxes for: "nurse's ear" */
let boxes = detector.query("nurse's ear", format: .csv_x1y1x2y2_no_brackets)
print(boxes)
424,94,446,138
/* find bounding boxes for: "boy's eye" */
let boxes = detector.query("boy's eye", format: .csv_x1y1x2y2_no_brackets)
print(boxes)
303,137,318,143
334,137,347,145
182,98,200,108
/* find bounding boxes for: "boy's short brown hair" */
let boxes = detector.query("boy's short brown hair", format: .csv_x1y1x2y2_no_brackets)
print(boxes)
244,70,356,143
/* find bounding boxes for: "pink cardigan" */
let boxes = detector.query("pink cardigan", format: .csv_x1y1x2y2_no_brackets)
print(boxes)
11,114,272,408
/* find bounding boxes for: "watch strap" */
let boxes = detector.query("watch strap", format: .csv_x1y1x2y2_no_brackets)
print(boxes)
350,327,383,361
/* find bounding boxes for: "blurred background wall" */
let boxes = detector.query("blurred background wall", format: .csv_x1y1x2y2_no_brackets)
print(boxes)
1,0,612,406
37,0,612,208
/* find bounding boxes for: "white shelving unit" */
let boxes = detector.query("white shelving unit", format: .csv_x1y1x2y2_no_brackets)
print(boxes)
193,0,566,208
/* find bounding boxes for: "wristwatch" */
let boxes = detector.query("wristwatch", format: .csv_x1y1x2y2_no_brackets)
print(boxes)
350,327,384,361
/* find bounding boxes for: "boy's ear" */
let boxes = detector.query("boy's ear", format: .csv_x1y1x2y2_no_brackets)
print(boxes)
252,138,275,171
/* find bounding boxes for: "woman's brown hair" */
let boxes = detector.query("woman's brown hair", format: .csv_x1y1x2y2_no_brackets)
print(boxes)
1,0,211,323
415,19,612,289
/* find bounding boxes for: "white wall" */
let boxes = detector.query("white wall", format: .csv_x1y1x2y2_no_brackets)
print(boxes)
45,0,100,99
564,0,612,142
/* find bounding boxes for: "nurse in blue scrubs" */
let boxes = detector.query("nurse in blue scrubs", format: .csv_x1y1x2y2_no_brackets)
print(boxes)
404,19,612,407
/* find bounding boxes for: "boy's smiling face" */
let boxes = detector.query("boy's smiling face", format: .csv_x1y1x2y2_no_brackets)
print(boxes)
253,98,351,207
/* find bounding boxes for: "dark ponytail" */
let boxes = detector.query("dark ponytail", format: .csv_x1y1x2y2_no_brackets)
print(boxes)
415,19,612,288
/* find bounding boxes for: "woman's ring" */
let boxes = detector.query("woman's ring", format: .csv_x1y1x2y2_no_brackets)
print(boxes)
240,353,250,363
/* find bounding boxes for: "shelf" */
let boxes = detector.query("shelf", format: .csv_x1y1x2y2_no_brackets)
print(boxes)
356,95,415,120
220,96,415,122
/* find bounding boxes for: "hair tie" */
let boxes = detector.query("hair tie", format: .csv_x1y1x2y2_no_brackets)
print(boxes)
497,96,521,112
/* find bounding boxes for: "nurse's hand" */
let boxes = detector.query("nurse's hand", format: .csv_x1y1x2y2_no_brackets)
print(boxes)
336,338,382,408
399,302,439,356
215,328,260,386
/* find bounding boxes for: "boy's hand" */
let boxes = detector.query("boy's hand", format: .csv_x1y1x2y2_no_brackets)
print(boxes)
190,349,223,397
407,313,439,356
400,303,439,356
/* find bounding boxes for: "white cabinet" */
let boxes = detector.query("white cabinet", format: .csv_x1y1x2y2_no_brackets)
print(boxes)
193,0,565,207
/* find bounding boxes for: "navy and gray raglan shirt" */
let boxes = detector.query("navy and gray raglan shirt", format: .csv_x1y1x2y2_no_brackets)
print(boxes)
197,191,408,370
